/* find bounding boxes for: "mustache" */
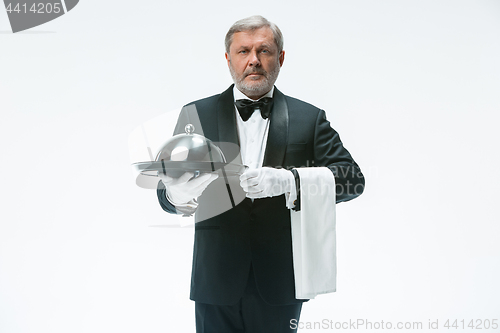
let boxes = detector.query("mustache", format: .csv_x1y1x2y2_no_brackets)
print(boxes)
244,69,267,77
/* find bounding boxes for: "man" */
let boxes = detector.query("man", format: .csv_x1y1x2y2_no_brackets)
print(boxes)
157,15,364,333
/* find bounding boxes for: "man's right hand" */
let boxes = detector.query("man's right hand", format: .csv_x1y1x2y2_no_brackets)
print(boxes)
159,172,219,206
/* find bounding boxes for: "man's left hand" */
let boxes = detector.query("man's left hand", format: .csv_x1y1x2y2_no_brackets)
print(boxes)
240,167,294,199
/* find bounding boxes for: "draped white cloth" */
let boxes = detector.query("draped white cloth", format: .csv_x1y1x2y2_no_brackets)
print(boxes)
291,167,337,299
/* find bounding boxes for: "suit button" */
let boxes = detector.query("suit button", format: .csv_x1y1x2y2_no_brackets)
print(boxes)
293,200,297,206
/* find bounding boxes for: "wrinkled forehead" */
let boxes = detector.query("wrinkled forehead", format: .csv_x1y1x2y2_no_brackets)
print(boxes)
230,27,277,50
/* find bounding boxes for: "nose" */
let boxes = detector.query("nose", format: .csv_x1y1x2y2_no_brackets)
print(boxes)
248,50,261,67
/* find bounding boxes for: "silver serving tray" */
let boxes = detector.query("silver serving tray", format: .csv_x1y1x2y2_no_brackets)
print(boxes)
132,160,247,178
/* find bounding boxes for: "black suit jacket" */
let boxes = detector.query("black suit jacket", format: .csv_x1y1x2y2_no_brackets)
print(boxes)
157,85,364,305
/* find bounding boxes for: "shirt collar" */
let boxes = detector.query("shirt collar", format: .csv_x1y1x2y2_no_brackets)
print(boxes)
233,86,274,102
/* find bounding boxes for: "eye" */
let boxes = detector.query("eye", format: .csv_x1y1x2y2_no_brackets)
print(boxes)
239,50,248,54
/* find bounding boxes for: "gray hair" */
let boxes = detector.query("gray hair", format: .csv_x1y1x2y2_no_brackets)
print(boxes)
225,15,284,54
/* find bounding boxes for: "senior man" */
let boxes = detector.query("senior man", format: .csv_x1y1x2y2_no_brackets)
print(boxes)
157,15,365,333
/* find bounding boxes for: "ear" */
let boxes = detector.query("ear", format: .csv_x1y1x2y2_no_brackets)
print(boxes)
279,50,285,67
225,52,230,67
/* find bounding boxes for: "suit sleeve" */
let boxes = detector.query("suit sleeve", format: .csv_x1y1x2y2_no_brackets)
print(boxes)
313,110,365,203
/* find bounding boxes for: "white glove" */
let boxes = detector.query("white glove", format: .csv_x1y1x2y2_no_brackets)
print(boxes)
159,172,218,206
240,167,295,199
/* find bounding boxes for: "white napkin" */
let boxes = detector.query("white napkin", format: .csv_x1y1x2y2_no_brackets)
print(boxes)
291,167,336,299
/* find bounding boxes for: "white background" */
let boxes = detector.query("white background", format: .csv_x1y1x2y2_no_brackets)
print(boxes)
1,1,499,332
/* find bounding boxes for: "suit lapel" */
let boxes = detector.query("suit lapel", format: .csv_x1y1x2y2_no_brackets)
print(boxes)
263,87,289,167
217,84,239,146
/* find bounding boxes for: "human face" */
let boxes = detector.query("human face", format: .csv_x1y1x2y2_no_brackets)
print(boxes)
225,27,285,100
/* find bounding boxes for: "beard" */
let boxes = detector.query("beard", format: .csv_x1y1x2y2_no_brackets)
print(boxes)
229,60,280,98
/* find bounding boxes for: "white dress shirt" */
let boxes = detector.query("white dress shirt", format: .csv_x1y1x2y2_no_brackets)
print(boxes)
233,86,273,169
234,86,296,208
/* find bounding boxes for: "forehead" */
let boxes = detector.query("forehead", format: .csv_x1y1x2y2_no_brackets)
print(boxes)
230,27,276,50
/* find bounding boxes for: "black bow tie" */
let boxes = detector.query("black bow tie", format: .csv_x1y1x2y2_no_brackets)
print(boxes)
235,97,273,121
